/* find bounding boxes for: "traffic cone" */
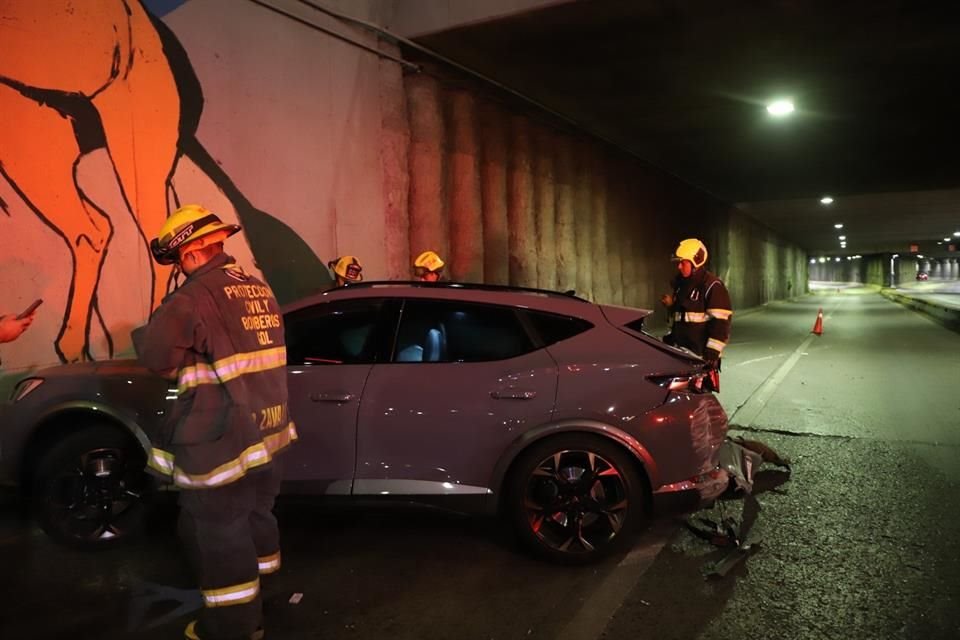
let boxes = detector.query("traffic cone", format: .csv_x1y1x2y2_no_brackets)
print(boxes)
811,308,824,335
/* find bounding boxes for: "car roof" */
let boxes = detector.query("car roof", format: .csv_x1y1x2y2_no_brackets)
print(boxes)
282,281,598,317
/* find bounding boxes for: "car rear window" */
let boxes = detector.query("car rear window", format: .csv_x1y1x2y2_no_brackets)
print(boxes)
524,310,593,346
393,299,535,363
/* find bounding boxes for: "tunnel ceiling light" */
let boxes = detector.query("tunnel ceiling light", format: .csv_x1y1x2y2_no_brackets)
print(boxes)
945,238,952,242
918,254,925,259
953,231,960,237
835,257,841,262
767,99,795,117
809,258,817,264
818,257,826,263
834,223,844,228
839,235,846,240
820,196,834,205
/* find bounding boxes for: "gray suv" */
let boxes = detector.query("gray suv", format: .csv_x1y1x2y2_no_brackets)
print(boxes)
1,282,728,563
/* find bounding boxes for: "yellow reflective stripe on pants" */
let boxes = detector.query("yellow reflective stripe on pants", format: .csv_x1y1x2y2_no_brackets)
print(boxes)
674,312,709,323
706,338,727,352
177,346,287,393
148,448,174,476
258,551,281,574
707,308,733,320
202,577,260,608
171,421,298,489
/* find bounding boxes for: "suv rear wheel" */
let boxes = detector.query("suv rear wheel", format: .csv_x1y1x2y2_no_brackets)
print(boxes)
33,424,150,549
506,434,647,564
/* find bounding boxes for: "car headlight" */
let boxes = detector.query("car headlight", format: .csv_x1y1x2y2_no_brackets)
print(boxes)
11,377,44,402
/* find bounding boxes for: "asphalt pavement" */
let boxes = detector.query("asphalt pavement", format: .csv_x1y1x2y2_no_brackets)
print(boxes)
1,286,958,639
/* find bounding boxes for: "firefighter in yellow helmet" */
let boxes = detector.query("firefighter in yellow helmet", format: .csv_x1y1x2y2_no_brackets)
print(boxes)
137,204,296,640
413,250,445,282
660,238,733,369
327,256,363,287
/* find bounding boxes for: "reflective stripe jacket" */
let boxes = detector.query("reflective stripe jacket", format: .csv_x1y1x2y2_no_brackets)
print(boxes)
137,253,296,488
665,269,733,361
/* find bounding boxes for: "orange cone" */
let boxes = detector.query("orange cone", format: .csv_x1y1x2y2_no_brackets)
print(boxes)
811,308,824,335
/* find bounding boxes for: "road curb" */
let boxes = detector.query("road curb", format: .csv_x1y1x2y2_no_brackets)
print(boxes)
880,288,960,333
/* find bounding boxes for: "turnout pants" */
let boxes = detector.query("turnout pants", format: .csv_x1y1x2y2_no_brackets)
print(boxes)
178,461,284,639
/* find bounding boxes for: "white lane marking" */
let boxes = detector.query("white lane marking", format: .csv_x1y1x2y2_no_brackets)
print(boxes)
555,527,671,640
730,300,842,427
735,353,786,367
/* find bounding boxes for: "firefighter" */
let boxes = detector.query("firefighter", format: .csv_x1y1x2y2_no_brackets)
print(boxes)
660,238,733,367
136,204,297,640
327,255,363,287
413,250,445,282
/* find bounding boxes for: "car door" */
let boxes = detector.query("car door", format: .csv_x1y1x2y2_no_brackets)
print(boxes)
354,298,557,496
281,297,395,494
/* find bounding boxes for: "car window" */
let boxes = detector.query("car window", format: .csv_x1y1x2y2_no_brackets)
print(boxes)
393,299,535,363
524,310,593,346
285,299,384,365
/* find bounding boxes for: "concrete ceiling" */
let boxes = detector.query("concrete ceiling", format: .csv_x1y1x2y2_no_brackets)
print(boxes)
414,0,960,257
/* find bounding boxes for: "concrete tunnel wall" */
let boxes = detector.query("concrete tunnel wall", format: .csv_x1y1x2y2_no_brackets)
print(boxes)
0,0,806,378
403,69,808,322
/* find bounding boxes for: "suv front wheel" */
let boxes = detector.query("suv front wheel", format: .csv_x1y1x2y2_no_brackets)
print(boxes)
506,434,647,564
33,424,151,549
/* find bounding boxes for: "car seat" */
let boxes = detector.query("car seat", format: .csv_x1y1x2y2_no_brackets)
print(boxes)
422,323,447,362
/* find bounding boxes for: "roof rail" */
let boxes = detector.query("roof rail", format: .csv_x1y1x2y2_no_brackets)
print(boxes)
334,280,589,302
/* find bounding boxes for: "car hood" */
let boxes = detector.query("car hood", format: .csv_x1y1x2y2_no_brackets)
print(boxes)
32,359,152,380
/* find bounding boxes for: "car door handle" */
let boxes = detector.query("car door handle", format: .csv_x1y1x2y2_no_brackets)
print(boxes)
310,392,355,403
490,389,537,400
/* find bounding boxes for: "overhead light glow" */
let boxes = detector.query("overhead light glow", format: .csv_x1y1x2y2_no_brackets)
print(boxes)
818,257,826,263
820,196,834,205
767,99,795,117
839,235,846,240
834,223,844,229
918,255,925,259
809,258,816,264
954,231,960,237
945,238,952,242
835,257,841,262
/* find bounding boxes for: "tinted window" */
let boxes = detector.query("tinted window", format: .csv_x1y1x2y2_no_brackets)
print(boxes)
393,299,534,363
285,299,383,365
525,310,593,346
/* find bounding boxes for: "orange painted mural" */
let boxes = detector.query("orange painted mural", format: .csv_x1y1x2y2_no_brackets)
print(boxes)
0,0,328,367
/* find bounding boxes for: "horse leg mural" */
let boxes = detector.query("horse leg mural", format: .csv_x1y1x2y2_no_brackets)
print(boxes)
0,0,178,362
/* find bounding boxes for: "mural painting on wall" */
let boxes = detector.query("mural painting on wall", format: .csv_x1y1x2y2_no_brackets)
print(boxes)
0,0,327,372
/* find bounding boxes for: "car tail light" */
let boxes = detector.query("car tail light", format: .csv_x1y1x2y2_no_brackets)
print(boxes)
11,377,44,402
648,372,717,393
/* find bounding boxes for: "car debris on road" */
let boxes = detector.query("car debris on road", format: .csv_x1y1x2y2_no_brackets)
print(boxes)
682,436,791,577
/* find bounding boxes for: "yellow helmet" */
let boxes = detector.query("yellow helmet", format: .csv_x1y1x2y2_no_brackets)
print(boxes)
151,204,240,265
328,256,363,282
673,238,708,269
413,250,444,273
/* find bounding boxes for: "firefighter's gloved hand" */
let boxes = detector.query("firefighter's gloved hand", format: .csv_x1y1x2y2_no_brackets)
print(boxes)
704,351,721,369
660,293,674,307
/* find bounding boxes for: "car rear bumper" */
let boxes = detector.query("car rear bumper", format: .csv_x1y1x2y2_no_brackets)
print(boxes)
652,466,728,503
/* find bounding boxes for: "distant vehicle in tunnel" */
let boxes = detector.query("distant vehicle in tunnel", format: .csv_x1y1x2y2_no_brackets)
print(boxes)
916,271,929,281
0,282,727,563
